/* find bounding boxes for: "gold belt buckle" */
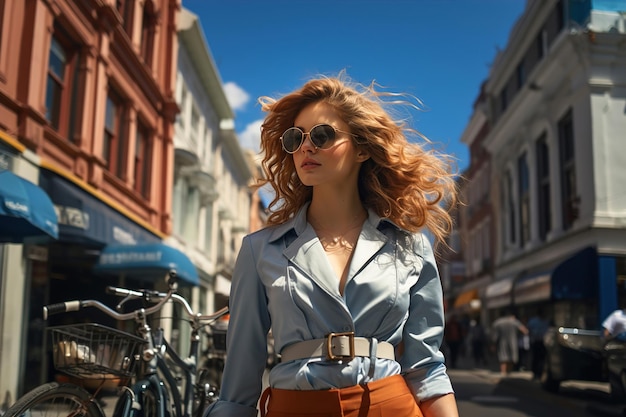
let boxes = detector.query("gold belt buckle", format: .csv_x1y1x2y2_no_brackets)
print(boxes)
325,331,355,361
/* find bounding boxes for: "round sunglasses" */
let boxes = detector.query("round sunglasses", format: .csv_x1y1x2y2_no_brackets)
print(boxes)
280,124,357,154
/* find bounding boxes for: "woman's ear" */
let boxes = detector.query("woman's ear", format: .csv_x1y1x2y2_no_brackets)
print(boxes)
356,149,370,162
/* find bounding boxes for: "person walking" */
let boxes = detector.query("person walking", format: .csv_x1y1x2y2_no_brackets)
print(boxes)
515,316,530,371
444,314,464,368
527,309,550,380
491,309,529,376
603,307,626,339
468,318,488,367
204,73,459,417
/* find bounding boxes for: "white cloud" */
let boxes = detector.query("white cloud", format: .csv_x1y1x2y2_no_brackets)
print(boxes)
223,82,250,111
239,119,263,153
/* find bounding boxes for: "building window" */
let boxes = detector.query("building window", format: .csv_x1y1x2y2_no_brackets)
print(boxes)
140,0,156,66
116,0,134,34
518,152,530,247
536,133,551,241
45,31,80,141
134,119,152,198
516,61,526,91
500,88,508,113
190,105,200,150
536,30,546,60
103,89,127,178
504,171,516,246
176,81,188,135
204,203,214,253
559,109,577,229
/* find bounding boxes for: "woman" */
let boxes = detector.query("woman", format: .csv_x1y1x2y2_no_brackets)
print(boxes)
205,74,459,417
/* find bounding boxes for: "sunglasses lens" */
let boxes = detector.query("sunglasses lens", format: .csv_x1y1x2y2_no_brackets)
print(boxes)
281,128,303,153
310,124,336,149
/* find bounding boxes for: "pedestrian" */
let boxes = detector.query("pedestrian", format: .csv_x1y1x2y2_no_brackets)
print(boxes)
603,307,626,339
491,309,528,376
204,73,459,417
468,318,488,367
515,316,530,371
444,314,464,368
526,309,549,380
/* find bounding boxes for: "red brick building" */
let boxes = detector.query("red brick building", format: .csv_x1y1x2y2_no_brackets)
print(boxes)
0,0,180,401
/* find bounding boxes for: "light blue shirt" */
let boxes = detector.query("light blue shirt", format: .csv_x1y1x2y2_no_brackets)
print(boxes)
205,203,454,417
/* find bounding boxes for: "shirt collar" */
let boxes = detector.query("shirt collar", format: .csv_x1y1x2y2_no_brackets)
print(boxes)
267,201,402,243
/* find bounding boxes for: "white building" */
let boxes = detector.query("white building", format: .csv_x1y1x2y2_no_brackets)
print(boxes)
166,8,253,350
465,0,626,328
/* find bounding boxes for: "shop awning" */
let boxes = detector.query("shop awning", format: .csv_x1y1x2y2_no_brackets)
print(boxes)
514,273,551,305
552,246,598,299
453,288,480,310
39,170,161,246
0,170,58,243
513,247,598,306
485,277,515,309
93,243,199,286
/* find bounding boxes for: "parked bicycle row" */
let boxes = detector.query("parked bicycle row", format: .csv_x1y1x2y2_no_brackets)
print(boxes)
3,271,230,417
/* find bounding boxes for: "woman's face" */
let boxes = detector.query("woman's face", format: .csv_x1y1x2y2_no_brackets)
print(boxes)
291,101,367,188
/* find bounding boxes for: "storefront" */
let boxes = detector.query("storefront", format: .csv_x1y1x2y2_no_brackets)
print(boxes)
0,137,62,404
512,247,601,328
485,276,515,314
452,288,481,316
15,168,199,395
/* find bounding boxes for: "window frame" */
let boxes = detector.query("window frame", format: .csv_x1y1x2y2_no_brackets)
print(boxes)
134,118,152,199
536,133,551,240
45,29,80,141
103,88,128,179
518,152,530,247
558,109,577,229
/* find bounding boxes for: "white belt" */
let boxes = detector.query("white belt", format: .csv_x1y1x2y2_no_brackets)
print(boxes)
280,332,395,362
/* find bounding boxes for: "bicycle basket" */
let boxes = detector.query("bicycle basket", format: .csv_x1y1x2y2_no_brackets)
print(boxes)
49,323,144,379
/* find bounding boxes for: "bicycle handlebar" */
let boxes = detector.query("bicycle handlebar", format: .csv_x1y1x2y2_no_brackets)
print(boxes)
43,287,174,321
43,285,229,323
106,286,229,322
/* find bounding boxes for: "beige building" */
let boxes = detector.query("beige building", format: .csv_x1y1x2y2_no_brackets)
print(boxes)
456,0,626,329
165,8,256,354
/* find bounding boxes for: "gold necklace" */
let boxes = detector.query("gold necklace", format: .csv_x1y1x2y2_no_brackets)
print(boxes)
308,212,367,252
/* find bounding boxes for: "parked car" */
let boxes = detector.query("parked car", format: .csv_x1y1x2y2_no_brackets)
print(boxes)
542,326,626,401
542,327,607,391
605,333,626,400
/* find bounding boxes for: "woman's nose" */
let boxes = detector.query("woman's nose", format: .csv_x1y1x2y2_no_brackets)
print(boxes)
300,133,317,152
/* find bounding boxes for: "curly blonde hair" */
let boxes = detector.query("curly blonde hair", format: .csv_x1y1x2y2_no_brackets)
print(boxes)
256,73,458,245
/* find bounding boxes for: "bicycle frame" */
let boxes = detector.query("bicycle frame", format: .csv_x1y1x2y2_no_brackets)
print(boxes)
111,287,228,417
41,271,228,417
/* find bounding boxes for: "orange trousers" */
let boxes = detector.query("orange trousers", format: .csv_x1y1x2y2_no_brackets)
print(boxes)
260,374,424,417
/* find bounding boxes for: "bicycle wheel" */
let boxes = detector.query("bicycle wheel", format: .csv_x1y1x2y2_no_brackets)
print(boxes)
113,378,166,417
4,382,105,417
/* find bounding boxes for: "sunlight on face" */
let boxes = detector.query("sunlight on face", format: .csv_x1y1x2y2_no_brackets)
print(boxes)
292,102,365,189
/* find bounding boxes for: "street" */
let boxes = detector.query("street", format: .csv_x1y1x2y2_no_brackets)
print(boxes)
450,358,625,417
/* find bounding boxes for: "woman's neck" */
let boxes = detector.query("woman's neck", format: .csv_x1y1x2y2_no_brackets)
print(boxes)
307,197,367,232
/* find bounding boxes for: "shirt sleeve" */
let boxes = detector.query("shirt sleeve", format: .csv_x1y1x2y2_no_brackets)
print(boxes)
400,234,454,401
205,236,271,416
603,311,616,333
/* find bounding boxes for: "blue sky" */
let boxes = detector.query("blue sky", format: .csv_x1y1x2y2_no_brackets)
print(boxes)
183,0,527,173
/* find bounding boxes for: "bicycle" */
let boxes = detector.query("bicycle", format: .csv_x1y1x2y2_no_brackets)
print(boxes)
4,271,229,417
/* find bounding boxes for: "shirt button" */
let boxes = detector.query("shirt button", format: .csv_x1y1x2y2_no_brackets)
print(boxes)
343,326,351,331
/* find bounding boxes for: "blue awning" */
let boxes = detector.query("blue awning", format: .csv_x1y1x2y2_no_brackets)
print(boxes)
0,170,58,243
39,170,160,246
93,243,199,286
513,246,599,306
552,246,598,299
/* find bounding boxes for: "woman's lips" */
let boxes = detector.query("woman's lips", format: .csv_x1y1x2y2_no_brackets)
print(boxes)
300,158,320,169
